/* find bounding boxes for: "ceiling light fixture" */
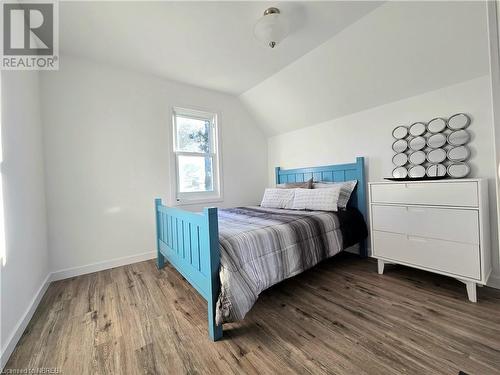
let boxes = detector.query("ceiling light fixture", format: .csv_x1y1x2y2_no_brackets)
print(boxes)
254,7,289,49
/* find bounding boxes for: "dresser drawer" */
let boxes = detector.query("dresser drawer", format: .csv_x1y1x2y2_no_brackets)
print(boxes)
370,182,478,207
371,205,479,244
372,231,480,279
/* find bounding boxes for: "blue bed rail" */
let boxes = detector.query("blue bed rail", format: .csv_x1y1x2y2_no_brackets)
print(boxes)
155,156,367,341
155,199,222,340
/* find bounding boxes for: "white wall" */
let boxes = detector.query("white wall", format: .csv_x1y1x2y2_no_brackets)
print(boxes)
267,76,500,286
242,0,500,286
1,71,49,366
40,56,268,274
241,1,489,136
486,0,500,288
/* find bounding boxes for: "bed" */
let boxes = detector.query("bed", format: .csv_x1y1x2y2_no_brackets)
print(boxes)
155,157,367,341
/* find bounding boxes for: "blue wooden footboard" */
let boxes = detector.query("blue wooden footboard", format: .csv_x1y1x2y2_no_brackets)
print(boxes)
155,156,367,341
155,199,222,341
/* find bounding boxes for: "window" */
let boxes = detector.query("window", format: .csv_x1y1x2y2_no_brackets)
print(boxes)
172,107,221,204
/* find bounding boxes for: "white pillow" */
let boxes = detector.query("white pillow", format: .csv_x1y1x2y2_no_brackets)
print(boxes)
260,188,295,209
291,187,340,211
313,180,357,209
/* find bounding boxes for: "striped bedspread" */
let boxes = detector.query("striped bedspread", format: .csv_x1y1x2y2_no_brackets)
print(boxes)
215,206,367,324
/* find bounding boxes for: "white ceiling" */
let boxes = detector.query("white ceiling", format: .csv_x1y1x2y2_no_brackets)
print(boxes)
59,1,382,95
241,1,491,135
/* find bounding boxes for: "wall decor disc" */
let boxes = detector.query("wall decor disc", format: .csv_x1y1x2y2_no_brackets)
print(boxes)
392,166,408,178
447,162,470,178
392,153,408,166
447,129,470,146
409,136,426,151
447,113,471,130
409,122,427,136
426,133,447,149
427,118,447,133
392,139,408,152
392,126,408,139
447,145,470,162
409,150,426,165
427,148,447,164
408,165,426,178
426,164,446,177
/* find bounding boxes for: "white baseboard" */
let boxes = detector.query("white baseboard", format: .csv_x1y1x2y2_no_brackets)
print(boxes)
1,273,51,370
487,273,500,289
1,251,157,370
50,251,156,281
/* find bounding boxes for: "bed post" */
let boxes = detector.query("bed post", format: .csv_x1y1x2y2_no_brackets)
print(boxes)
275,167,281,185
355,157,368,258
155,198,166,269
204,207,223,341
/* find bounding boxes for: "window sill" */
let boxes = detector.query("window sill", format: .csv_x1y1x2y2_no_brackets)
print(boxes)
174,197,224,207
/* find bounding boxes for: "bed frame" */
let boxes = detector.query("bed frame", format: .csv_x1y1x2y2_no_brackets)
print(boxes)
155,156,366,341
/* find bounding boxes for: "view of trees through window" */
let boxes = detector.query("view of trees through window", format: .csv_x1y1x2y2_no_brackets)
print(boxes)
175,115,214,193
176,116,210,153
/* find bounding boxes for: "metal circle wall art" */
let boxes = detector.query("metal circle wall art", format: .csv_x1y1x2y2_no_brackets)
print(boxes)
427,133,446,149
448,129,470,146
426,164,447,177
447,145,470,162
392,126,408,139
390,113,472,180
409,122,427,136
409,151,426,165
408,165,426,178
409,136,426,151
427,148,447,164
447,113,470,130
392,139,408,153
392,153,408,167
427,118,447,133
392,166,408,178
447,163,470,178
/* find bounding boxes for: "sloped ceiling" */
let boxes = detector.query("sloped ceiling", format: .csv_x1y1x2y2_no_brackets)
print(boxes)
59,1,382,95
240,1,490,136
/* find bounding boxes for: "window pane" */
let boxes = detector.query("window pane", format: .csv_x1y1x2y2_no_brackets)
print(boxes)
178,155,213,193
176,115,210,153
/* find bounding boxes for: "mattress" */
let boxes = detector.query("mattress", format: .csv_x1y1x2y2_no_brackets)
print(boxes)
215,206,367,324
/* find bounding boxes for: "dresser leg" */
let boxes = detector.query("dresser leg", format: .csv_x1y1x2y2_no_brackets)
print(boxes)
377,259,385,275
465,281,477,303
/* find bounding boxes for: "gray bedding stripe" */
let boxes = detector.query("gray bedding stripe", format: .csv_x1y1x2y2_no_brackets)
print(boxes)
215,206,345,324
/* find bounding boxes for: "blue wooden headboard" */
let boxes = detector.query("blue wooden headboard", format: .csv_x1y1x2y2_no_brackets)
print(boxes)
275,157,367,256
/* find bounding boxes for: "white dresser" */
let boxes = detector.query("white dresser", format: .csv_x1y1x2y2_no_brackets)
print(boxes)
369,179,491,302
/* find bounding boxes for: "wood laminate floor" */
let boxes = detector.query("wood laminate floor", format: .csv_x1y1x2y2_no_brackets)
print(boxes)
5,254,500,375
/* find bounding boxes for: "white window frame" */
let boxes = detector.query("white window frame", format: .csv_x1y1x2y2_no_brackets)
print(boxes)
172,107,223,205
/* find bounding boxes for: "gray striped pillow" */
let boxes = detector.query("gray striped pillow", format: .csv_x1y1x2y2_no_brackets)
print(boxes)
312,180,357,209
276,178,313,189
